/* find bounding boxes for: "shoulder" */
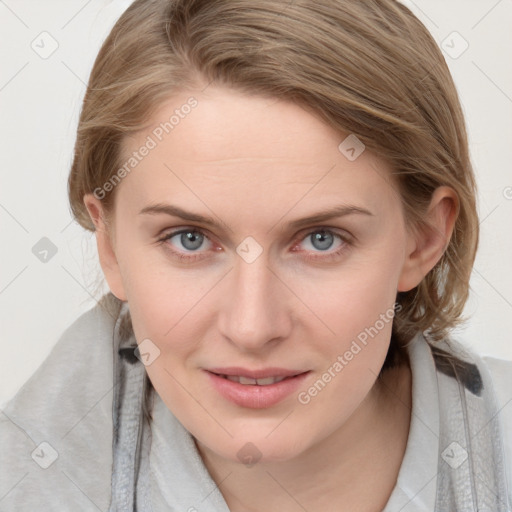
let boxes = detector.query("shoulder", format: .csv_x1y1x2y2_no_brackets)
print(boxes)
480,355,512,461
0,294,122,511
432,336,512,436
432,336,512,508
481,353,512,394
476,350,512,442
480,353,512,510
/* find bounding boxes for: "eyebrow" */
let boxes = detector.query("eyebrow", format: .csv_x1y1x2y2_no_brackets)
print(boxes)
138,203,374,231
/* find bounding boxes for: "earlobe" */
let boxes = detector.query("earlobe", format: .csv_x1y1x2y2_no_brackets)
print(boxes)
398,186,459,292
83,194,127,301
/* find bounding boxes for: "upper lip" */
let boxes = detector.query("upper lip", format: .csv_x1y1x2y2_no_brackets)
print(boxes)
206,367,308,379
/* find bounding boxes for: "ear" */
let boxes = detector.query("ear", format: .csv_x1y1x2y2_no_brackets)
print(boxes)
398,186,459,292
83,194,127,301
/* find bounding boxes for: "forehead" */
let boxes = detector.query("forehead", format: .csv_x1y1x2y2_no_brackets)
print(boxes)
117,86,400,222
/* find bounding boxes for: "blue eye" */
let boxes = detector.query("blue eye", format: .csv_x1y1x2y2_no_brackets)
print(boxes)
304,229,344,251
304,230,338,251
176,231,206,251
162,229,211,253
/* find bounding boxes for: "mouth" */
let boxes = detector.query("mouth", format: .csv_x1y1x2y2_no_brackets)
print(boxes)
205,367,310,408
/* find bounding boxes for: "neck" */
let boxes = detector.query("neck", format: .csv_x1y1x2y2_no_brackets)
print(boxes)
196,362,412,512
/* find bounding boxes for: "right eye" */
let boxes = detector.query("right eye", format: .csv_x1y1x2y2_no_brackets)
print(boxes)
158,228,214,261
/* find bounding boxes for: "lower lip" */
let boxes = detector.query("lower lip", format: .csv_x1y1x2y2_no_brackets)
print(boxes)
205,371,310,409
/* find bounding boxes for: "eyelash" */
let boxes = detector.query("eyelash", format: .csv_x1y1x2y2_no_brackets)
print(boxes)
157,227,353,263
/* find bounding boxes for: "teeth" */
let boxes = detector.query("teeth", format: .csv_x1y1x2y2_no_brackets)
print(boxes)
223,375,288,385
226,375,242,383
256,376,283,385
239,376,258,385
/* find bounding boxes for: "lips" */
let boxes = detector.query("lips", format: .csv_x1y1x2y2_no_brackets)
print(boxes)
205,367,310,408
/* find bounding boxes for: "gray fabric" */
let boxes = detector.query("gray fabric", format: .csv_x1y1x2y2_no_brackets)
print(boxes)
108,300,151,511
0,296,119,511
432,340,511,511
148,393,232,512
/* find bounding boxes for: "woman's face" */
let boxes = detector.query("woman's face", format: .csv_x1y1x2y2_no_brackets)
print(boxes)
94,86,417,463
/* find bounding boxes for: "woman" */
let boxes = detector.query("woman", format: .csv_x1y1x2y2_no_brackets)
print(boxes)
1,0,511,510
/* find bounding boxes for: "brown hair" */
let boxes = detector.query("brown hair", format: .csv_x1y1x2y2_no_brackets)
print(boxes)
68,0,479,369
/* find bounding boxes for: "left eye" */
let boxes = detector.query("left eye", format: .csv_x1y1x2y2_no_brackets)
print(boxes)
299,230,344,252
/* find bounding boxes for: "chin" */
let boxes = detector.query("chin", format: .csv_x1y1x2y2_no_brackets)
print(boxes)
200,427,311,466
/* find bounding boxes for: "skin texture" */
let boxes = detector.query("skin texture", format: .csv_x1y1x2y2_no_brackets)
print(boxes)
84,85,457,511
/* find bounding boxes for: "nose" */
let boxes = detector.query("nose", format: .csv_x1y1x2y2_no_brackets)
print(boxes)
217,254,293,353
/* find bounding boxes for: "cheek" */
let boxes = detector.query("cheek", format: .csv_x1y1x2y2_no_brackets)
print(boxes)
118,255,220,414
123,272,207,420
115,236,209,337
297,243,404,338
294,263,400,425
293,243,405,409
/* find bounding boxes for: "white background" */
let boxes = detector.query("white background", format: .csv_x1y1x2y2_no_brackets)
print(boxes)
1,0,511,407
